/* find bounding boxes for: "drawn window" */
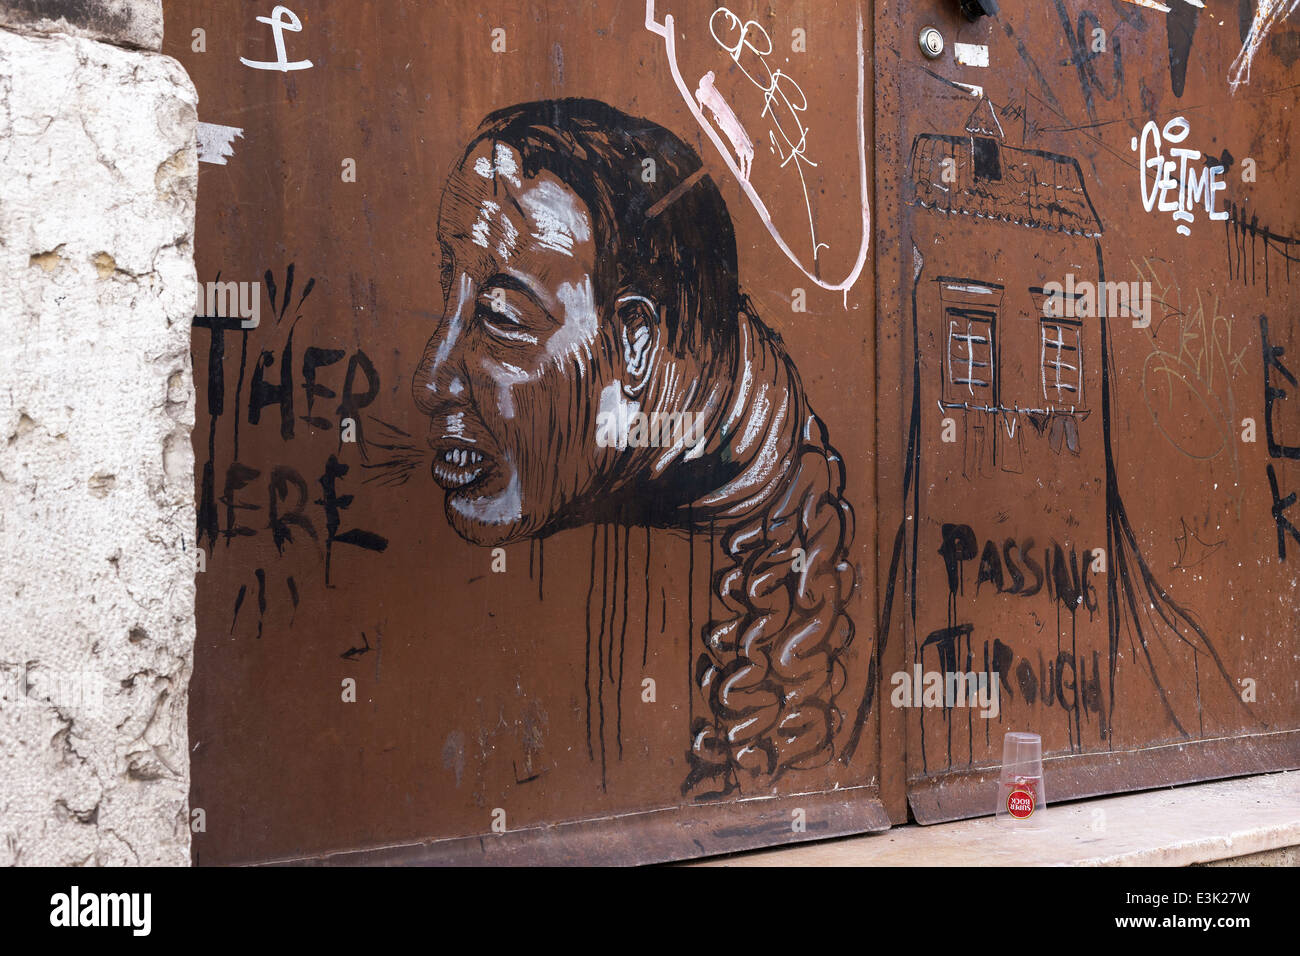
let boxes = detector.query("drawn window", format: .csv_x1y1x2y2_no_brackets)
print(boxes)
946,308,996,399
972,136,1001,182
1040,319,1082,405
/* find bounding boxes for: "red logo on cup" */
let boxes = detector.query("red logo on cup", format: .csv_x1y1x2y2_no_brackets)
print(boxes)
1007,789,1035,819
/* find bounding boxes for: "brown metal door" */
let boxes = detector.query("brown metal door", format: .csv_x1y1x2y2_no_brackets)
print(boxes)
170,0,888,864
873,0,1300,823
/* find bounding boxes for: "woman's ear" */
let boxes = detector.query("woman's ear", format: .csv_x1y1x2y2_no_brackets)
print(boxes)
616,294,660,397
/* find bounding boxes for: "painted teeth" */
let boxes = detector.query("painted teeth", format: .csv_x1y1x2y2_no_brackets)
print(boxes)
443,449,483,467
433,464,483,488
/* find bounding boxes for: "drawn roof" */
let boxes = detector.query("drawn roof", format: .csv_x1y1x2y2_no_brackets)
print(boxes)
908,134,1103,238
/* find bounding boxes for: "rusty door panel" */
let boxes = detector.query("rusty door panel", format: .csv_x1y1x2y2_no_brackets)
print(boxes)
169,0,885,864
874,0,1300,823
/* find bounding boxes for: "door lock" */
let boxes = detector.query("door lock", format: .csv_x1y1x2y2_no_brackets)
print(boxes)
919,26,944,59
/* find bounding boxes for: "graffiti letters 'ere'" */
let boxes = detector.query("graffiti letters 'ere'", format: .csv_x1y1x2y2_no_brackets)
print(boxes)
240,5,314,73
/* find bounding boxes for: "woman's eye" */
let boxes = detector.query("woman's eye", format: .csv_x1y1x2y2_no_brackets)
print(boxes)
438,242,454,306
476,288,538,343
478,294,522,326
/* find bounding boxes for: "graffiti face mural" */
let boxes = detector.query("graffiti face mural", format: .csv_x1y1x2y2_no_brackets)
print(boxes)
412,140,606,546
412,99,860,797
412,99,745,546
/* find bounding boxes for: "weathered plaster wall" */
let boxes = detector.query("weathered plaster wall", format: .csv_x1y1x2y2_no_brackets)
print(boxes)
0,0,196,865
0,0,162,50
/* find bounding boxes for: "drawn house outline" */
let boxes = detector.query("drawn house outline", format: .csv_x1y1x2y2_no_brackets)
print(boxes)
876,96,1253,788
914,123,1102,477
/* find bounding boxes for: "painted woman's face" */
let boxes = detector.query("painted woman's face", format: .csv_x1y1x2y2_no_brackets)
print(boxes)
412,141,617,546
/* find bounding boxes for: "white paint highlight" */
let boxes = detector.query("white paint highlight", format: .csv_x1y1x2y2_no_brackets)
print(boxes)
517,179,591,256
473,144,522,187
1116,0,1206,12
596,381,640,450
492,143,521,187
450,465,523,527
695,71,754,181
1230,0,1300,93
469,199,499,249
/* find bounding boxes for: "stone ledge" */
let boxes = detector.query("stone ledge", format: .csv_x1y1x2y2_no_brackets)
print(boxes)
690,771,1300,866
0,0,162,51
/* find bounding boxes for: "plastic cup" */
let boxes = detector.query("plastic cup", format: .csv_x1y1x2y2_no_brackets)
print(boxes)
995,731,1046,827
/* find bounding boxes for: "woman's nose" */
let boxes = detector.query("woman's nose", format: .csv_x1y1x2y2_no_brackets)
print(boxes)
411,313,469,415
413,351,467,415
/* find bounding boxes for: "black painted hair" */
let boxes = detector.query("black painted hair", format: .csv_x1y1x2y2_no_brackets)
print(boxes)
457,98,741,357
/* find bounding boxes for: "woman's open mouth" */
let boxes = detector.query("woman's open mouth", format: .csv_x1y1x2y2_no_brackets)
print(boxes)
430,442,494,491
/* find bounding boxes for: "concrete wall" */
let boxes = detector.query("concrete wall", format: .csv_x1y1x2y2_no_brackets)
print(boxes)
0,0,197,865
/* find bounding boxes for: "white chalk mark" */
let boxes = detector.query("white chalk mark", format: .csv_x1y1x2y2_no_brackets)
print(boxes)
954,43,989,68
952,81,984,98
695,71,754,181
517,179,592,256
197,122,245,165
1229,0,1300,93
1116,0,1207,11
707,9,826,266
964,97,1005,140
492,143,522,188
645,1,870,304
469,199,499,250
240,5,313,72
474,144,522,187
